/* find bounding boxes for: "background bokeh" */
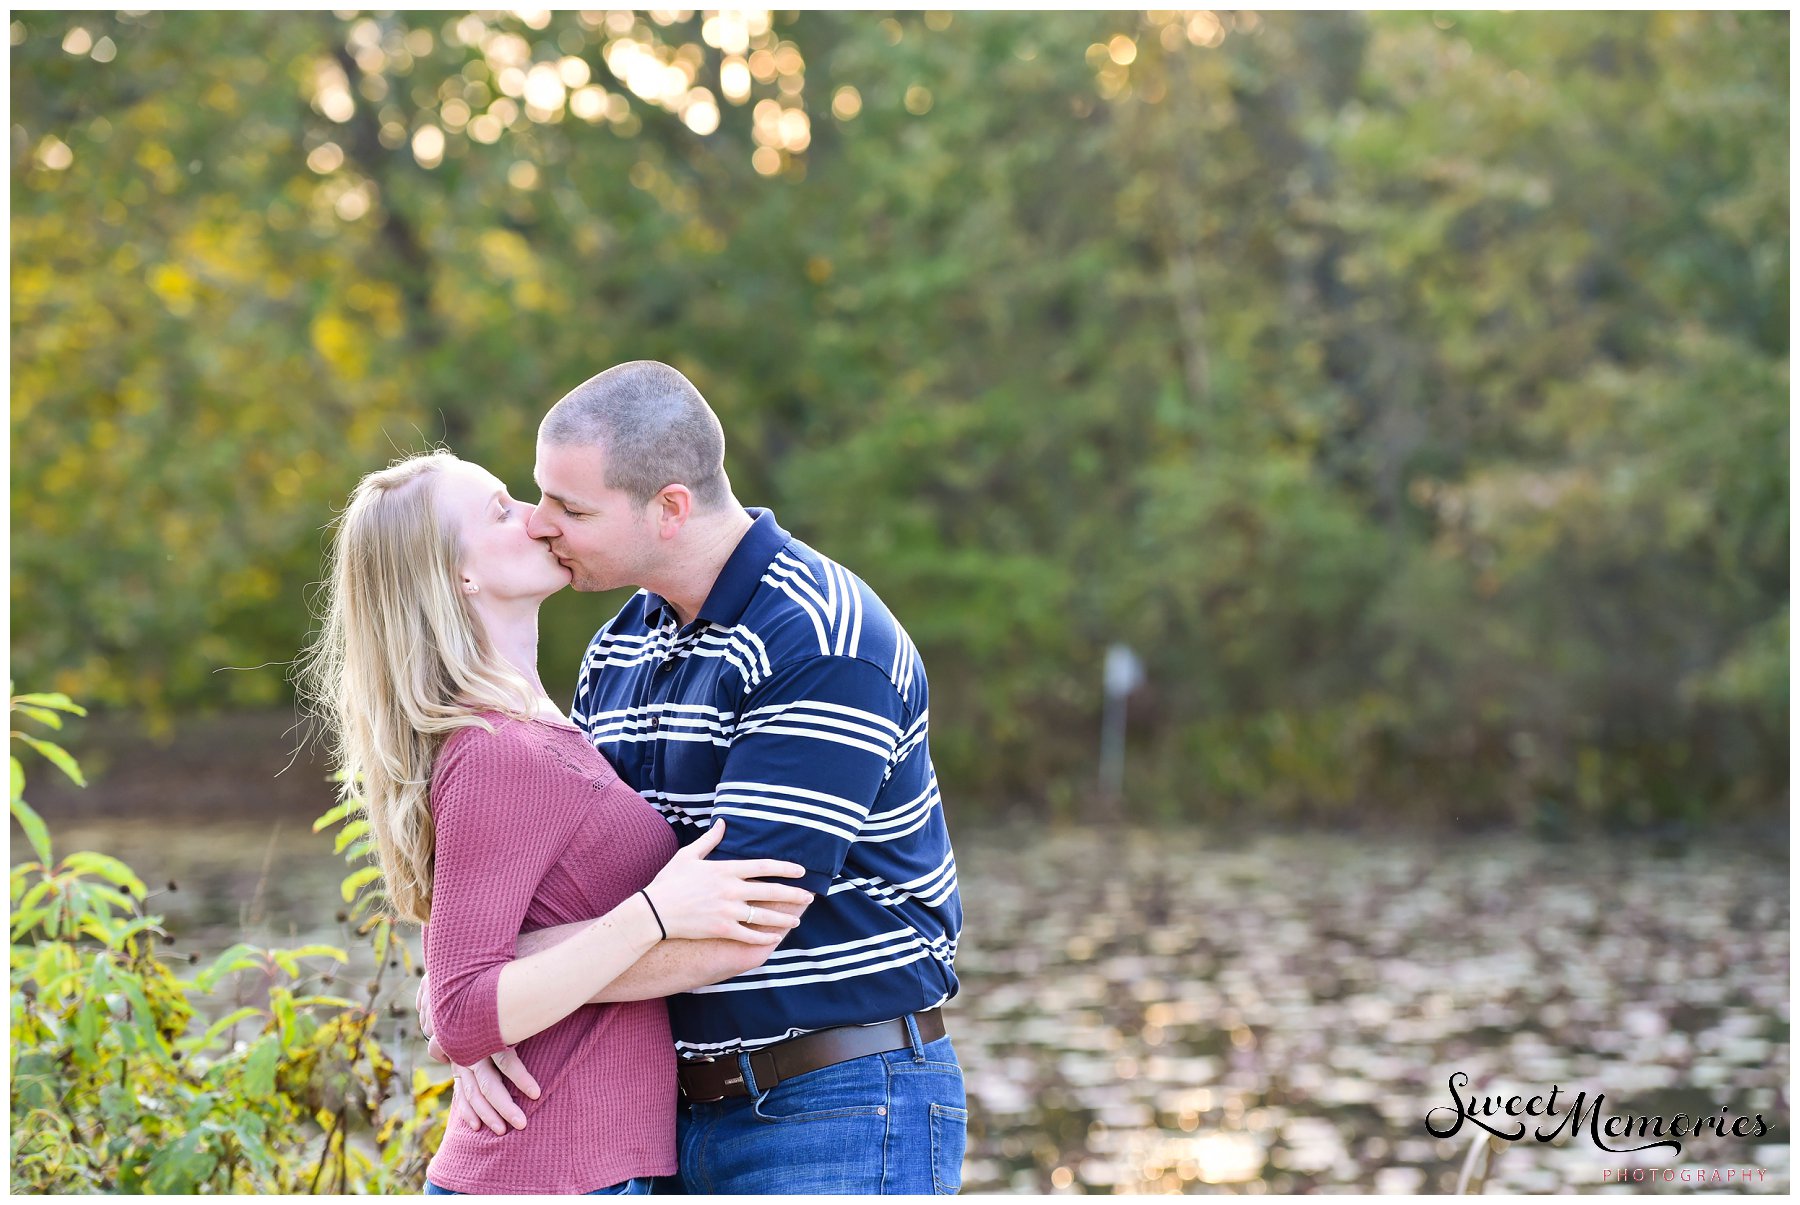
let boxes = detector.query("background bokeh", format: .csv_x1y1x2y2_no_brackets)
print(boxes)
11,8,1789,1195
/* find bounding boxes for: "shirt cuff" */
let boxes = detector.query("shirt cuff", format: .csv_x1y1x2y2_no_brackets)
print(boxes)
429,963,508,1067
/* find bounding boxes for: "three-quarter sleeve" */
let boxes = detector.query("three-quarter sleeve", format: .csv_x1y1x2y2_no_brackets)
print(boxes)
424,726,579,1067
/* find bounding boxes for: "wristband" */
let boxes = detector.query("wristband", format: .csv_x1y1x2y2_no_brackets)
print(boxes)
638,889,668,941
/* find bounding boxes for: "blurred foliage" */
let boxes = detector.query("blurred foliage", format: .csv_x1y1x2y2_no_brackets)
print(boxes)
9,10,1787,824
10,691,448,1192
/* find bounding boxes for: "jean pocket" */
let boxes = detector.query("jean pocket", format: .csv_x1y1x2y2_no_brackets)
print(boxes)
930,1103,969,1194
751,1057,889,1124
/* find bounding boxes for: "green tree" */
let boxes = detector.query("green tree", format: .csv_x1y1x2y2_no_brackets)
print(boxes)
11,10,1787,823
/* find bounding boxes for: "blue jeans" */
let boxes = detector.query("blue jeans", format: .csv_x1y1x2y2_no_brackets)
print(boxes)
425,1178,652,1195
673,1025,967,1194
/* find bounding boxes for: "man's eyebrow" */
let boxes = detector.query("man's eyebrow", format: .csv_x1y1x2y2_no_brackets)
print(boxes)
536,485,594,510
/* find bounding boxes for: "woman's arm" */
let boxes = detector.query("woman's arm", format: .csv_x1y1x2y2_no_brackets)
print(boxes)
428,737,809,1066
425,733,583,1067
415,897,806,1052
490,894,663,1045
491,824,808,1044
517,895,809,1000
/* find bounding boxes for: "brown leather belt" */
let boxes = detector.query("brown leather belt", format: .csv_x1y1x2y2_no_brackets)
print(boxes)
678,1010,947,1103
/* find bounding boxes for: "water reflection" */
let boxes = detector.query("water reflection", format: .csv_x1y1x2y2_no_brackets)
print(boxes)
45,816,1790,1194
949,823,1788,1194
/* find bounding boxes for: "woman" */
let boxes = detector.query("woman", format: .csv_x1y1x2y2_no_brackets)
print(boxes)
298,450,811,1194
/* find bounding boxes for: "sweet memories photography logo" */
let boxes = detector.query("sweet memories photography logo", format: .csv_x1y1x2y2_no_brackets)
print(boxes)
1425,1071,1772,1156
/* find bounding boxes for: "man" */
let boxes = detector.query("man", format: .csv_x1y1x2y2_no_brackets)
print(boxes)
419,361,966,1194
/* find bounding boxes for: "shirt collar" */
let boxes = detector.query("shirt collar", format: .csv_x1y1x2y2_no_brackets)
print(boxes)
642,507,789,630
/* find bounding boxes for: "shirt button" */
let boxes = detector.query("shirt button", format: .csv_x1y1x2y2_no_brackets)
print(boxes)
649,717,661,732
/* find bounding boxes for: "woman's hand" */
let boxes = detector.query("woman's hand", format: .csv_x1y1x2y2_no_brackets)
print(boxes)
641,820,812,944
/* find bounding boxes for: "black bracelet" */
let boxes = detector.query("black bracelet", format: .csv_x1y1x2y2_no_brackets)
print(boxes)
638,889,668,941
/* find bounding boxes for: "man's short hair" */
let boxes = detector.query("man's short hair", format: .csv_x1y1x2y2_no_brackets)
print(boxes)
540,361,730,508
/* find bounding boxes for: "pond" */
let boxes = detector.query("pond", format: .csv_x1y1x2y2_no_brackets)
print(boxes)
39,812,1790,1195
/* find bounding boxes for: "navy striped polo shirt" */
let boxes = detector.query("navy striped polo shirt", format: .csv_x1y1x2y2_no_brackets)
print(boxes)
569,507,963,1058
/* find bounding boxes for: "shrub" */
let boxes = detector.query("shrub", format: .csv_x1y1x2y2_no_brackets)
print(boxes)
9,689,449,1193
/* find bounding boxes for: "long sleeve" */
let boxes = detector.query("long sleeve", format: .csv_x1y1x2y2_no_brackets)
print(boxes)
424,724,580,1067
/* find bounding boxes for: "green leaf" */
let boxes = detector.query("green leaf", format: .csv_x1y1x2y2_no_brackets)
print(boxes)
12,704,62,729
79,911,121,945
11,795,53,865
11,692,87,715
333,817,370,854
111,973,163,1053
348,887,387,919
17,875,53,911
11,754,23,802
13,733,85,788
112,916,165,946
61,851,148,899
312,797,358,832
68,878,137,916
269,941,349,979
71,959,111,1065
180,1005,268,1054
340,864,382,902
268,986,299,1045
144,1130,216,1194
232,1111,277,1177
190,942,265,992
72,994,103,1064
284,942,349,964
241,1033,280,1098
11,904,49,939
33,943,69,995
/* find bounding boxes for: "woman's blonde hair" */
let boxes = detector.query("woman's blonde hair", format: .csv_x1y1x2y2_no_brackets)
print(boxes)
296,450,537,924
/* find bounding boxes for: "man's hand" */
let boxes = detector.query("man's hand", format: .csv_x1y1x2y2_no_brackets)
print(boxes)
412,888,810,1137
425,1034,541,1135
418,974,539,1134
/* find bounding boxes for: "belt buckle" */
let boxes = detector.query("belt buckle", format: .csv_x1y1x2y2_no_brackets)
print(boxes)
679,1055,728,1104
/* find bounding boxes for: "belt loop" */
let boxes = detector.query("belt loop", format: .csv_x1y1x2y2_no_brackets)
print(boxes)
736,1050,761,1097
904,1012,926,1062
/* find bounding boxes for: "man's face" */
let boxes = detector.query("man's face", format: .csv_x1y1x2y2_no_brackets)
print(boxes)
526,439,658,592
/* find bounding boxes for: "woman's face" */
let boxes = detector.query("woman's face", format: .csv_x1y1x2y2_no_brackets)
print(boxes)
437,460,571,603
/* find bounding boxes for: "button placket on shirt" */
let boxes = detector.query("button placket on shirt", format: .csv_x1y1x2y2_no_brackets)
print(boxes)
647,621,679,747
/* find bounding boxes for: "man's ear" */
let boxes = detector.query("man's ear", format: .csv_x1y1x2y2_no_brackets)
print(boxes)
656,484,693,536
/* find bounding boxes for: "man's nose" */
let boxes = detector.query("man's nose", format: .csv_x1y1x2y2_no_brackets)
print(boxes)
525,504,553,538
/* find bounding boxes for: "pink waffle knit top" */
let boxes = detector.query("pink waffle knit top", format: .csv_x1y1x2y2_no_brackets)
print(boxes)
423,714,679,1194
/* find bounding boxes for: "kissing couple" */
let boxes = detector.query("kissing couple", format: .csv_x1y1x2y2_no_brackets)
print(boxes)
301,361,966,1194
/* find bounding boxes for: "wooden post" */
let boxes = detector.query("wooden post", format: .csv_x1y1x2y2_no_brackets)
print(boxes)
1098,643,1143,819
